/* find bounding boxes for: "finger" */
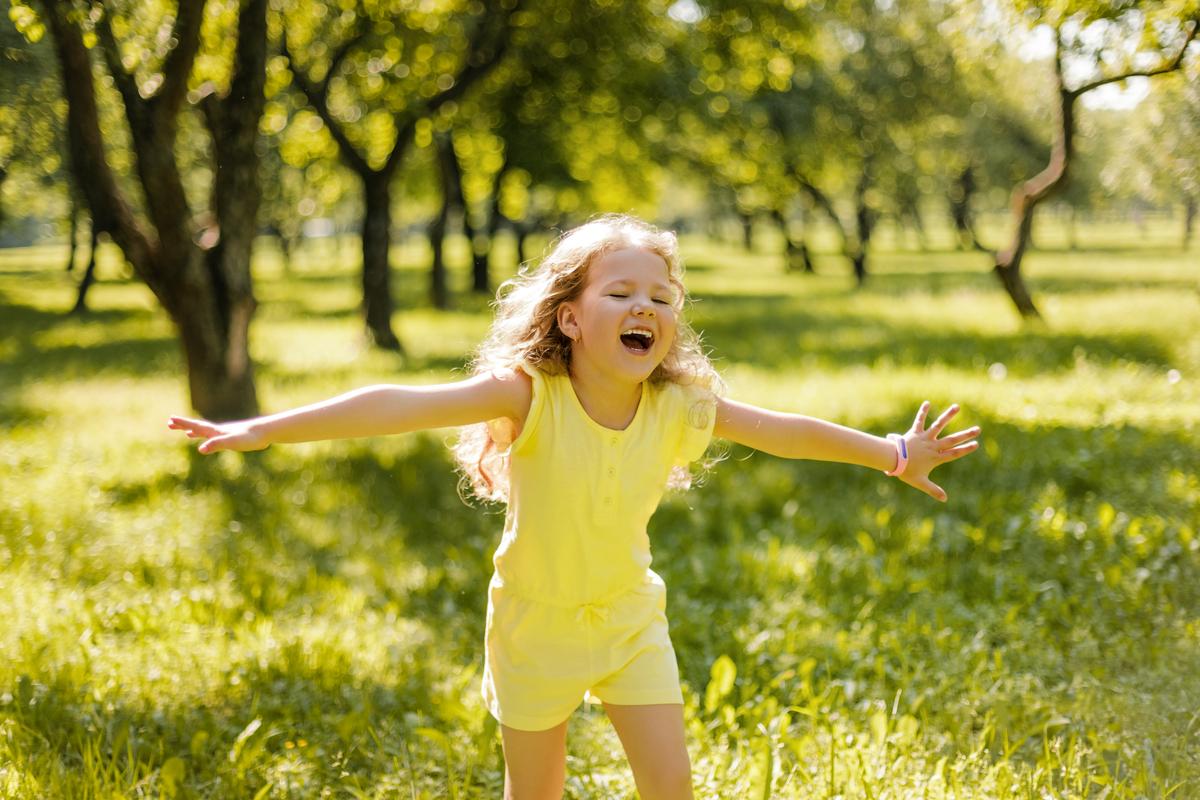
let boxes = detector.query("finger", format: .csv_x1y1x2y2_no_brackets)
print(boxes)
199,437,226,454
937,442,979,462
170,416,216,435
928,404,960,437
937,426,982,448
912,401,931,433
918,477,947,503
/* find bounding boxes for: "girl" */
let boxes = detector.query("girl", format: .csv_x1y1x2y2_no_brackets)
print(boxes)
169,214,980,800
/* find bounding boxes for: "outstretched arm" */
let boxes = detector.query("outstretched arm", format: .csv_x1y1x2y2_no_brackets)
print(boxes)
714,397,980,502
168,370,532,454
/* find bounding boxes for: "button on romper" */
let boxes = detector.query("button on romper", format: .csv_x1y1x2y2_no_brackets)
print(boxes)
481,363,716,731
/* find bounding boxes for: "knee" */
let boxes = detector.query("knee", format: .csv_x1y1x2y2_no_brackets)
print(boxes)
503,764,565,800
638,760,694,800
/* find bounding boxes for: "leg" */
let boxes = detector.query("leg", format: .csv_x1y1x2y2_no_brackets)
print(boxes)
500,720,568,800
603,702,693,800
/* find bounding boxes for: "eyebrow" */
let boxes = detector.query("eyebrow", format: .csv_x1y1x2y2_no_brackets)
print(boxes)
603,279,674,294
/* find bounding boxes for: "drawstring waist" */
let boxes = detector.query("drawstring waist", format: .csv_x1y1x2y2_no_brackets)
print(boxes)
574,602,611,625
488,572,658,616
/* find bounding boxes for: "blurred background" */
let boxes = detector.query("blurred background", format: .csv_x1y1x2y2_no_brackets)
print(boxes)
1,1,1198,798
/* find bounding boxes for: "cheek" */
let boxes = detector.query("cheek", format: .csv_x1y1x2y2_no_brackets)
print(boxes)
659,318,679,349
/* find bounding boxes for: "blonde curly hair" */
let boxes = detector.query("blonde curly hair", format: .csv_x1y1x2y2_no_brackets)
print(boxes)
452,214,724,504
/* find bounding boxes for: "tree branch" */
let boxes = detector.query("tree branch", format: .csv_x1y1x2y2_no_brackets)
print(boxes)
93,3,146,123
383,0,524,175
40,0,159,294
426,0,523,117
154,0,208,117
1069,18,1199,98
280,27,373,176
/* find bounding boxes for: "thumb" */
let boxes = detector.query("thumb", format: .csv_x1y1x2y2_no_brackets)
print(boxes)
199,436,228,454
916,479,945,503
917,477,947,503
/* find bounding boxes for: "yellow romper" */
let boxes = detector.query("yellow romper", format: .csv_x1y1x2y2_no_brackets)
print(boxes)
481,363,716,731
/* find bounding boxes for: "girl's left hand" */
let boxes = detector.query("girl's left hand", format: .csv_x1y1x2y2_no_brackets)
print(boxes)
896,401,981,503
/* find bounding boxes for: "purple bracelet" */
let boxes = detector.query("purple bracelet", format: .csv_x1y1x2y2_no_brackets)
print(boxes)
884,433,909,476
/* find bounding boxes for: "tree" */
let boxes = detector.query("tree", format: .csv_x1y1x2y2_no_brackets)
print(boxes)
1,13,69,238
440,0,679,287
1117,71,1200,249
682,0,962,283
280,0,521,350
983,3,1199,317
35,0,268,419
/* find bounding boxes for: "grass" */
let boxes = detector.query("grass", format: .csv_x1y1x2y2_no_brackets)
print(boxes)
0,215,1197,798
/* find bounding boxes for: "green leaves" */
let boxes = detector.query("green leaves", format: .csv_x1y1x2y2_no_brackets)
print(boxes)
704,653,737,714
8,2,44,43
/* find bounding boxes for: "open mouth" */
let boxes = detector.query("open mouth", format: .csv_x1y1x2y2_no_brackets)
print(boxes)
619,328,654,355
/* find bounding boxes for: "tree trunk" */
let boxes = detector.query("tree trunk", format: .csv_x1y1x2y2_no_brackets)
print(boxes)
994,205,1040,316
738,211,754,251
770,207,814,274
70,225,99,315
795,203,815,273
796,173,868,284
432,131,484,306
1184,196,1196,250
276,227,293,274
851,165,874,287
990,19,1197,318
904,200,928,251
282,3,520,348
361,174,401,350
64,190,80,272
41,0,265,420
176,290,259,421
197,0,268,417
428,152,450,310
994,194,1042,318
516,223,530,266
483,166,508,281
436,132,489,294
949,165,978,251
991,56,1079,319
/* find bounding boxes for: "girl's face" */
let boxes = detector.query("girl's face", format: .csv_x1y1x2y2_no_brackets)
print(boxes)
557,247,679,383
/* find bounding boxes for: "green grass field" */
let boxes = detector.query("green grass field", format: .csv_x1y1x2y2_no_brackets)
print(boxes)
1,217,1197,798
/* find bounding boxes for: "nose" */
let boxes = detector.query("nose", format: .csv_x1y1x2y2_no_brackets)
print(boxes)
633,300,655,318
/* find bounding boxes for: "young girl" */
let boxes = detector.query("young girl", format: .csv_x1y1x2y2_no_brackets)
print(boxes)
169,214,980,800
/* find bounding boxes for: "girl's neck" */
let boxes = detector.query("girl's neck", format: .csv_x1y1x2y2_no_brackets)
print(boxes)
568,359,643,430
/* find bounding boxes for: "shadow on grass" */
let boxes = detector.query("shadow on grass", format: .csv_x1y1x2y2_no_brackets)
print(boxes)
31,409,1200,792
689,294,1175,374
853,266,1199,298
0,291,479,387
655,415,1195,773
104,437,501,647
0,399,49,429
5,644,502,796
0,293,177,385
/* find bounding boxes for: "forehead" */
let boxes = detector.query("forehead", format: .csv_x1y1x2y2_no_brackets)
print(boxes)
587,247,672,291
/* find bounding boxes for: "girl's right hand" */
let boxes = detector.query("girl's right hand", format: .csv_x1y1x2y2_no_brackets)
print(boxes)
167,416,269,454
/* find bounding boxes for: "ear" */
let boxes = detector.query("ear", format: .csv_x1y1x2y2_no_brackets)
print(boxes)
557,301,581,342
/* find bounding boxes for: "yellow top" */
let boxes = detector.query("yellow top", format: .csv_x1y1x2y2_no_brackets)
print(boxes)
489,363,716,607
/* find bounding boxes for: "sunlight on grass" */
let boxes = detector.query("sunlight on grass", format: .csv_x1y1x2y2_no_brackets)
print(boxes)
1,222,1197,797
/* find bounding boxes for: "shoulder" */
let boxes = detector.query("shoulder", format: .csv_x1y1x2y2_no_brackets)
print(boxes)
657,378,717,431
483,366,535,426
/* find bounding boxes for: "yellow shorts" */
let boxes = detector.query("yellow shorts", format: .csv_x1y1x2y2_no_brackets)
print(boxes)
481,574,684,731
